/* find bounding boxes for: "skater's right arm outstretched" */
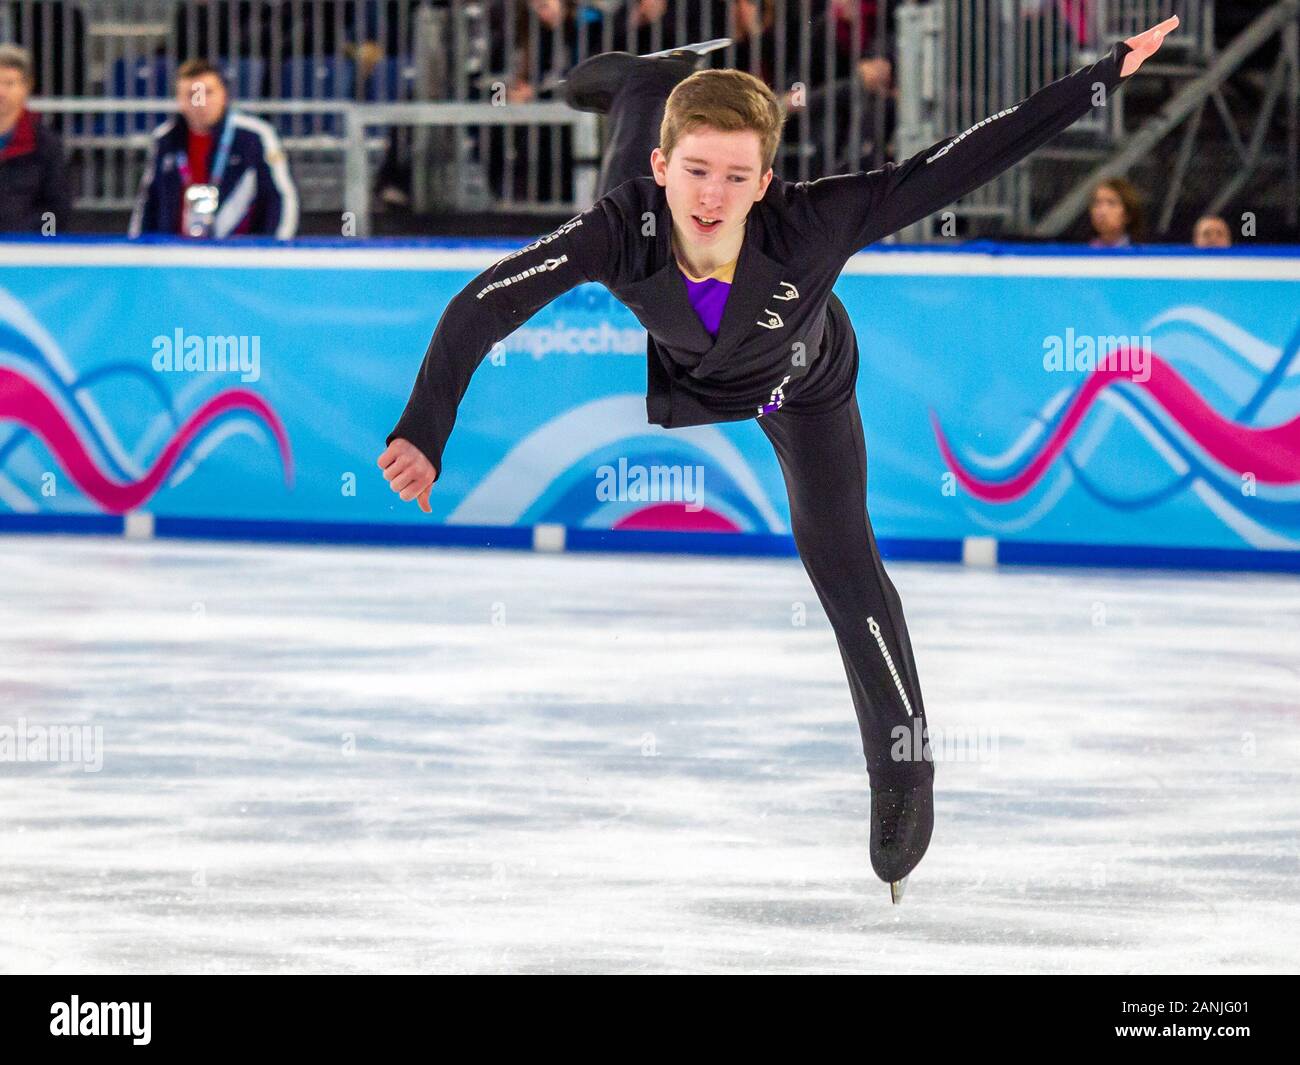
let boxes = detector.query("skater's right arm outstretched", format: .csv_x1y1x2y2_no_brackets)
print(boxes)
797,16,1177,256
379,202,618,511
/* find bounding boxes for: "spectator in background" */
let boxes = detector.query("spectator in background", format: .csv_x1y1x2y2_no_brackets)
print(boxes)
483,0,592,203
1088,176,1144,247
1192,213,1232,248
782,51,898,175
1020,0,1092,48
776,2,898,175
611,0,675,55
599,0,728,56
0,44,71,234
130,59,299,239
825,0,893,81
727,0,776,81
503,0,593,102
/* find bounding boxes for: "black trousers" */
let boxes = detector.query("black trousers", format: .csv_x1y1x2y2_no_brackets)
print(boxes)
602,69,934,790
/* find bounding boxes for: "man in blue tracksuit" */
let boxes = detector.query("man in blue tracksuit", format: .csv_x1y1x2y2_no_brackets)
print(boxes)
130,59,298,239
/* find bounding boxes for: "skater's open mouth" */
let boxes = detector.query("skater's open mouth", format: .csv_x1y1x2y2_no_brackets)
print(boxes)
692,214,722,232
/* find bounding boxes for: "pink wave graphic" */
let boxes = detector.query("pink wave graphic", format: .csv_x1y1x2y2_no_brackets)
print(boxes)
931,348,1300,503
611,502,741,532
0,367,293,513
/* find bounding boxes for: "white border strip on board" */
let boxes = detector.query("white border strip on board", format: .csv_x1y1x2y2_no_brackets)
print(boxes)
4,242,1300,280
839,252,1300,281
123,510,154,540
962,535,998,567
0,244,511,271
532,523,566,552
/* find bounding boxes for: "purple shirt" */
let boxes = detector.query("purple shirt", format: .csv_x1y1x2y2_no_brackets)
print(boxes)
677,256,736,337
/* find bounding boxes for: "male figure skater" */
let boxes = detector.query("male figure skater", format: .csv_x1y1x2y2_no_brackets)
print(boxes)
380,18,1177,902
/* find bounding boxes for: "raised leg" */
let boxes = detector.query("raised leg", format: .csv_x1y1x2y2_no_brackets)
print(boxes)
563,41,729,197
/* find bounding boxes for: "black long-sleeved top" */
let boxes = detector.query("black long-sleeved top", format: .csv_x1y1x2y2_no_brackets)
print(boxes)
389,40,1134,479
0,109,72,234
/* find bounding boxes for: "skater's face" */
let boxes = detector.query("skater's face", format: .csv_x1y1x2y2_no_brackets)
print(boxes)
651,127,773,252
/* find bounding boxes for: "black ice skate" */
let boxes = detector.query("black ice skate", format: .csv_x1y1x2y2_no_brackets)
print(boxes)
562,38,732,115
869,775,934,904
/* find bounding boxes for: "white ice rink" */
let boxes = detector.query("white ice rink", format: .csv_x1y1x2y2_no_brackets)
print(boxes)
1,534,1297,974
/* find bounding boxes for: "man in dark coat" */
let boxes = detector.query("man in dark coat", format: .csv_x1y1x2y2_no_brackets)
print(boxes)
0,44,72,234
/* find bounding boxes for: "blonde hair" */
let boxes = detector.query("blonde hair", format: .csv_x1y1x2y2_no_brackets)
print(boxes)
659,68,785,174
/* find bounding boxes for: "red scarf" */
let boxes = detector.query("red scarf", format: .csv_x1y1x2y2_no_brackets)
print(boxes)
0,109,38,162
177,127,216,236
185,128,215,185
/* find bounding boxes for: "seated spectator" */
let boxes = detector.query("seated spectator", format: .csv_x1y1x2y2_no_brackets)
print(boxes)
781,53,897,174
1020,0,1093,50
503,0,593,101
727,0,776,80
777,3,898,175
615,0,676,55
1192,213,1232,248
0,44,71,234
592,0,721,58
130,59,299,239
482,0,589,204
1088,177,1144,247
826,0,893,81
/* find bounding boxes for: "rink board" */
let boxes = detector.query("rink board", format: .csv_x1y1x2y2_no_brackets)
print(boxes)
1,237,1299,571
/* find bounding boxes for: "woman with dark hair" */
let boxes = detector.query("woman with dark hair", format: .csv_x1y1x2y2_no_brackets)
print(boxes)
1088,175,1145,247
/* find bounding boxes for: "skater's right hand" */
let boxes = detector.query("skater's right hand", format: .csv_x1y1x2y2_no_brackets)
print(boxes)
378,438,437,514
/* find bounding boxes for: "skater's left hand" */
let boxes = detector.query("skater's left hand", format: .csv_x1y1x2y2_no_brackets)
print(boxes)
1121,15,1178,77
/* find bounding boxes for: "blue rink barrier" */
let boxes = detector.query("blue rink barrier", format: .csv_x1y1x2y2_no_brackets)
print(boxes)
1,237,1299,573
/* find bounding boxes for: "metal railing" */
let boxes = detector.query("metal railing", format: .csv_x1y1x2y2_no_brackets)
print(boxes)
894,0,1220,239
5,1,442,212
8,0,897,217
2,0,424,104
1034,0,1299,237
460,0,904,187
31,96,600,231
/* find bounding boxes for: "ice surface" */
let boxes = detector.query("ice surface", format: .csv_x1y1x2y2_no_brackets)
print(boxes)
0,535,1297,974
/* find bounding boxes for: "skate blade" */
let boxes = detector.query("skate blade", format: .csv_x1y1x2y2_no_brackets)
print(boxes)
644,38,733,60
890,876,908,905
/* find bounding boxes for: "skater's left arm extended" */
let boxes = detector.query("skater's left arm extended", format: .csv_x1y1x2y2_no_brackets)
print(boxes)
800,16,1177,254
